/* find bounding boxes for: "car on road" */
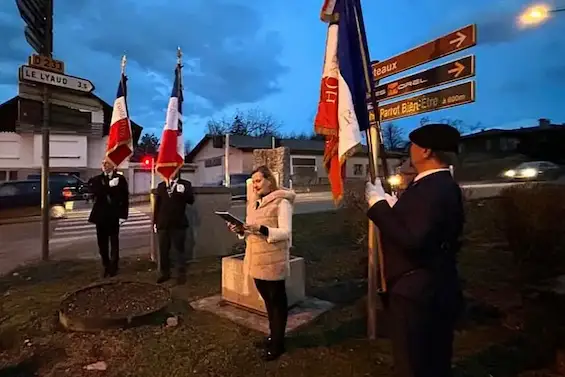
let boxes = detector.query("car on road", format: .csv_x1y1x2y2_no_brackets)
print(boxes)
501,161,563,181
205,173,250,200
27,173,91,201
0,179,72,220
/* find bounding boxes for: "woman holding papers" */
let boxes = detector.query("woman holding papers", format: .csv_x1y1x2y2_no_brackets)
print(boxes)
226,165,296,361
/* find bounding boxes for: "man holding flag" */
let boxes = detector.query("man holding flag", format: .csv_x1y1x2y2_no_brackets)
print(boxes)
88,56,132,277
154,48,195,285
315,1,464,377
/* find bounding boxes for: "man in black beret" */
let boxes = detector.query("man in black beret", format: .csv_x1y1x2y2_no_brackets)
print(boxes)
365,123,465,377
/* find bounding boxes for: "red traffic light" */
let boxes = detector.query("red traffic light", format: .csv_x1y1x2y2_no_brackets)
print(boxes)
142,156,153,168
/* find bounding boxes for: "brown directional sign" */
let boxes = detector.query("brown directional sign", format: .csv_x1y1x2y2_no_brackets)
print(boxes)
378,81,475,122
374,55,475,102
371,24,476,80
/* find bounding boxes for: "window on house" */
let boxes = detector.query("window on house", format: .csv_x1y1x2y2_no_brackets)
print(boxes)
204,156,222,168
0,171,6,181
354,164,363,176
9,171,17,181
485,139,492,151
291,157,317,176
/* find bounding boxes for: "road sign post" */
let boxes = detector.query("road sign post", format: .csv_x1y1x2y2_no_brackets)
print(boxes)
41,0,52,262
16,0,53,261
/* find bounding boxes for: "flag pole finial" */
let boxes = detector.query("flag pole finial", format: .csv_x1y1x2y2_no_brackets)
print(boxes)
177,47,182,65
121,55,127,74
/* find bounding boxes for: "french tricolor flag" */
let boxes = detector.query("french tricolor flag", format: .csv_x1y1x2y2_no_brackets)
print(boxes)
314,0,367,204
105,74,133,167
156,63,184,182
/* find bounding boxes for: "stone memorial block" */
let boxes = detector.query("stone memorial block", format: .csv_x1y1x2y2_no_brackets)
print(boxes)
151,186,237,262
221,253,306,314
253,147,291,188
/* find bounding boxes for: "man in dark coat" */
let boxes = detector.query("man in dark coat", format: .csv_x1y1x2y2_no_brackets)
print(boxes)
154,173,195,284
365,123,465,377
88,158,129,277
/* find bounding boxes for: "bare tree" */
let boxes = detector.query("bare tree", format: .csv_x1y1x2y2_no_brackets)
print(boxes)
131,133,159,161
382,122,405,150
283,131,325,141
206,108,281,137
419,116,479,135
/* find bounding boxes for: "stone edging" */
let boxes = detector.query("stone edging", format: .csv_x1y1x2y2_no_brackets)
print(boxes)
58,280,172,332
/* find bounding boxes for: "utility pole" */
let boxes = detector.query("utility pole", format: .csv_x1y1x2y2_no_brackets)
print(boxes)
16,0,54,261
224,133,230,187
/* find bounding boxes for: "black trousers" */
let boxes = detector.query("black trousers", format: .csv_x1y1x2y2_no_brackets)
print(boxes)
95,221,120,272
387,293,458,377
157,228,186,277
254,279,288,349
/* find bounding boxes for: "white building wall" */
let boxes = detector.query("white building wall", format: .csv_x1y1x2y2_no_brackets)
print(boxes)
192,139,244,185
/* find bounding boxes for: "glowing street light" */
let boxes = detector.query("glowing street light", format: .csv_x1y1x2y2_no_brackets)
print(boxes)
518,4,565,27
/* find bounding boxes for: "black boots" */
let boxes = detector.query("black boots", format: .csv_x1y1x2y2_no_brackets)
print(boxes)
254,336,285,361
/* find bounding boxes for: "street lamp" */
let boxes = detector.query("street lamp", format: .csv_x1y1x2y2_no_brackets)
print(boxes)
518,4,565,27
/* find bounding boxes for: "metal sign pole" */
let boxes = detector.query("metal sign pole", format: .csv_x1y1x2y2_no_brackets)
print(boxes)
40,0,53,261
40,85,50,261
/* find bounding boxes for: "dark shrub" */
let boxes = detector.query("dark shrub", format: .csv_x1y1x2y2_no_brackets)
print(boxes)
497,184,565,285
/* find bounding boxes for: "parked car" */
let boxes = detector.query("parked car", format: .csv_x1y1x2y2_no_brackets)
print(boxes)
27,173,90,201
0,179,72,220
500,161,563,181
206,173,250,200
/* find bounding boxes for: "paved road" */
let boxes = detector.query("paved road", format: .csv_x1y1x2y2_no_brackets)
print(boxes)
0,193,336,275
1,182,557,275
49,207,152,246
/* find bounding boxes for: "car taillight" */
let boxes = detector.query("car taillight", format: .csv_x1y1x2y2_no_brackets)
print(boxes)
62,187,72,199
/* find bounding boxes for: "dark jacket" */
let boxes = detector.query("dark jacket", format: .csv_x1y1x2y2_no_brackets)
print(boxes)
154,179,195,230
367,171,464,302
88,171,129,224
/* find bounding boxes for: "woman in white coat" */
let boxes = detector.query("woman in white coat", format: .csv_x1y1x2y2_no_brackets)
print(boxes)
227,165,296,361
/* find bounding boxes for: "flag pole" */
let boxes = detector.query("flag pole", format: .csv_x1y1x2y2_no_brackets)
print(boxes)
121,54,127,75
177,47,183,180
351,0,389,340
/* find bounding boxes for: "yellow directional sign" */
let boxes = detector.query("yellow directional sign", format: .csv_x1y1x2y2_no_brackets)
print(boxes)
28,54,64,74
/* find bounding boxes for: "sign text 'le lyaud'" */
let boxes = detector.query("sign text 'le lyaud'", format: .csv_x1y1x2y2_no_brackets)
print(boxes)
19,65,94,93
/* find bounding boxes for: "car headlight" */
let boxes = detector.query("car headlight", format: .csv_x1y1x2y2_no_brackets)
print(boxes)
388,174,402,187
521,168,538,177
504,169,516,177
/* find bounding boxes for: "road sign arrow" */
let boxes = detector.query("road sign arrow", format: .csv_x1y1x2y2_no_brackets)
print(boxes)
449,31,467,48
371,24,476,80
19,65,95,93
372,55,475,102
448,61,465,78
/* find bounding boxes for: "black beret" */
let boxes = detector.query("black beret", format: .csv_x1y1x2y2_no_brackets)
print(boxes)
408,123,460,153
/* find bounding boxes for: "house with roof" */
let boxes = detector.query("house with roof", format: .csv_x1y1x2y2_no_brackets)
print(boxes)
186,134,406,186
0,93,143,183
459,118,565,162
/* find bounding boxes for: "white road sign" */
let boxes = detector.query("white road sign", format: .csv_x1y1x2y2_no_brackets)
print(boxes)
19,65,94,93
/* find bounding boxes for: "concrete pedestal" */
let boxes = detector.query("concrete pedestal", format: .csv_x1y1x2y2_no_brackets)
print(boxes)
221,253,305,314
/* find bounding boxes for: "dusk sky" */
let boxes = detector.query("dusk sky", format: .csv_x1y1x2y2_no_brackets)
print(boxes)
1,0,565,146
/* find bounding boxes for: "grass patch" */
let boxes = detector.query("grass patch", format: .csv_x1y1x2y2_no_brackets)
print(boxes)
0,207,545,376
